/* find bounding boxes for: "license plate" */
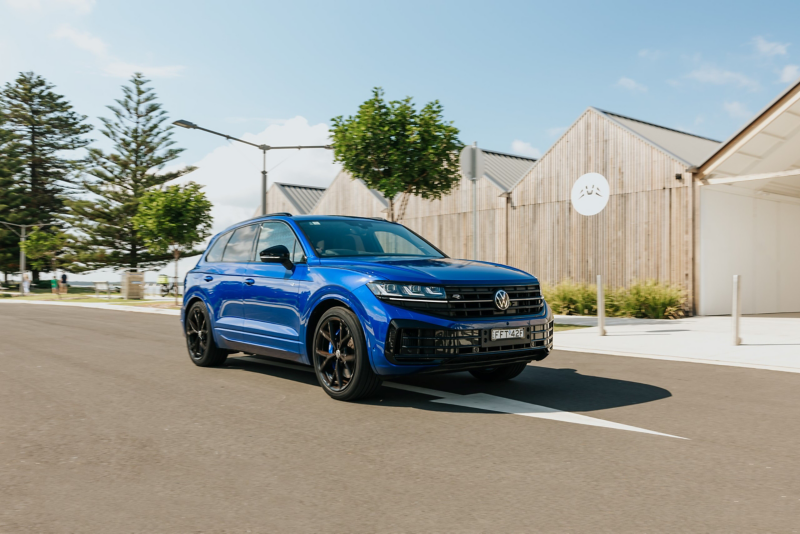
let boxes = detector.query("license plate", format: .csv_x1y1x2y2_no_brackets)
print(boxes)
491,328,525,341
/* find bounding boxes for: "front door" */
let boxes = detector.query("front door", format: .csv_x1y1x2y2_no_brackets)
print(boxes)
242,221,309,361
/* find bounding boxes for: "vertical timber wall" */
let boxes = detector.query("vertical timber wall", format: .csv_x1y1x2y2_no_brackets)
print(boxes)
508,109,694,303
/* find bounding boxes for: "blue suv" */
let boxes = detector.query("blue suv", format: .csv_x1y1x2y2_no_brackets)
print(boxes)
182,215,553,401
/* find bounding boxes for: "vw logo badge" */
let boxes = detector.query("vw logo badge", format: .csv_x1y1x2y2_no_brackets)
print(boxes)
494,289,510,310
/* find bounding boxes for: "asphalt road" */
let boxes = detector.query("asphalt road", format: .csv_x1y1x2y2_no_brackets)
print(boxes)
1,304,799,533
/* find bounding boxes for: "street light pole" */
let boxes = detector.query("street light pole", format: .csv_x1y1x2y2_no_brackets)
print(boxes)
173,120,332,216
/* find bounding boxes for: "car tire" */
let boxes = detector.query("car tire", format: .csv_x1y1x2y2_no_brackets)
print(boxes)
185,300,228,368
312,307,382,401
469,361,529,382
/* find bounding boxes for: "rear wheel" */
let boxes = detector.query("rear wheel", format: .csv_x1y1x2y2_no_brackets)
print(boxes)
312,307,381,401
185,301,227,367
469,361,529,382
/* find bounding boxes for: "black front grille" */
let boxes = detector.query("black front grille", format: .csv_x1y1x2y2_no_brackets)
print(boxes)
380,284,544,319
386,321,554,366
446,284,543,318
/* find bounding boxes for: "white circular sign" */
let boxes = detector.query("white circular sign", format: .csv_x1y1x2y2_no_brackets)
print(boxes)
570,173,609,216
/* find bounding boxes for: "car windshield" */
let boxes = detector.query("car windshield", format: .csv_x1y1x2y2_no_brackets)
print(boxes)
297,219,444,258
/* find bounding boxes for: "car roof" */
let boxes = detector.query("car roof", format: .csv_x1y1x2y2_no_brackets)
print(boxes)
218,214,394,234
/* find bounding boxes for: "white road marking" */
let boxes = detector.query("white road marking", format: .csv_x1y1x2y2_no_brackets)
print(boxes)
236,356,686,439
429,393,686,439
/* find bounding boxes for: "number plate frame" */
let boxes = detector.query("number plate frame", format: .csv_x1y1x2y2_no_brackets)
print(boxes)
490,327,525,342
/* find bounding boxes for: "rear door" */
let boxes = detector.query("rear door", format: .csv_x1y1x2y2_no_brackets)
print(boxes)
242,221,309,360
210,224,258,345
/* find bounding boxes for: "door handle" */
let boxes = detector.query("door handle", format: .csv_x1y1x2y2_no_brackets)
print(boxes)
244,278,255,286
203,275,213,282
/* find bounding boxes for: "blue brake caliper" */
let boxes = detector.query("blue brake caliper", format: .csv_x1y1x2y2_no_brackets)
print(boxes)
329,328,340,373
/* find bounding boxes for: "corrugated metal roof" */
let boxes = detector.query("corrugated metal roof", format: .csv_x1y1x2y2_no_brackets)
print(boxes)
276,182,327,214
597,109,721,166
481,149,537,191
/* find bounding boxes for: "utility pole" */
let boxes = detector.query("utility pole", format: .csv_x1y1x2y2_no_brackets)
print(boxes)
173,120,332,216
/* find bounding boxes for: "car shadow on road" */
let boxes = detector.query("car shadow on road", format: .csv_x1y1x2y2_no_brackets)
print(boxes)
387,366,672,413
223,354,671,415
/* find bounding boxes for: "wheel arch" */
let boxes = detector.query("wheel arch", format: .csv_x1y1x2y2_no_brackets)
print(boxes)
305,298,354,360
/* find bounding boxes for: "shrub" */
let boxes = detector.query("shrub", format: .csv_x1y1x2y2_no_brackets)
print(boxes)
610,280,686,320
543,279,687,319
542,280,597,316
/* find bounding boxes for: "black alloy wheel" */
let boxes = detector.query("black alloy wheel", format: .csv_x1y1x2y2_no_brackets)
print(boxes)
312,307,381,401
315,316,356,392
185,301,227,367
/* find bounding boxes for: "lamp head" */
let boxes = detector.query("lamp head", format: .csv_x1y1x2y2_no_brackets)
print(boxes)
173,119,197,129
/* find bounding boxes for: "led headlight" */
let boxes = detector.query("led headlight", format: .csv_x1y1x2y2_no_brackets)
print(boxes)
367,282,446,300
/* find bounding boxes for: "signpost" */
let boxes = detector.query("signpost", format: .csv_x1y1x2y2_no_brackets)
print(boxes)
570,173,610,335
460,143,485,260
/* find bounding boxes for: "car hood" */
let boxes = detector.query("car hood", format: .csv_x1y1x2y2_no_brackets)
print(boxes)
317,257,537,285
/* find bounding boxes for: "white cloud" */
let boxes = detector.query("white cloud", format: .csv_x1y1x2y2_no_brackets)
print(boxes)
224,117,289,125
616,77,647,93
723,101,752,119
51,24,185,79
779,64,800,83
752,36,789,57
510,140,541,159
6,0,95,12
103,61,185,79
638,49,661,60
52,24,107,56
546,126,567,138
686,67,759,91
172,116,339,233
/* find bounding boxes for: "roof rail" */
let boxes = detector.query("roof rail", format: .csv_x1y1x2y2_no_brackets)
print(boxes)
265,212,292,217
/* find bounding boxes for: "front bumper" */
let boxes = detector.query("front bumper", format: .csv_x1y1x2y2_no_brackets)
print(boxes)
356,287,554,376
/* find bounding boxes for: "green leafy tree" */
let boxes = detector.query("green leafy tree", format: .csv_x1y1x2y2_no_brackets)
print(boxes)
21,226,70,282
0,72,92,281
133,182,213,304
330,87,462,221
70,73,195,272
0,115,25,284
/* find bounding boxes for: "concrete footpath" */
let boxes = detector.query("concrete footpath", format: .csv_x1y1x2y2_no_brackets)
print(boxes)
555,314,800,373
0,299,180,316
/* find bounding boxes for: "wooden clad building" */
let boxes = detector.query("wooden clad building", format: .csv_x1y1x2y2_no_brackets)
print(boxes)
253,182,326,216
261,78,800,314
507,107,718,311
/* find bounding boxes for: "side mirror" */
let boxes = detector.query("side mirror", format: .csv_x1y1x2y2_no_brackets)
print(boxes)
259,245,293,269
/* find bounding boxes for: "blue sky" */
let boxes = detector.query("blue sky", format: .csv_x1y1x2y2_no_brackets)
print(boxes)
2,0,799,279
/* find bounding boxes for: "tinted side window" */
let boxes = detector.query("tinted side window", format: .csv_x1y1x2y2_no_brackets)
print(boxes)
256,222,305,263
205,232,232,263
222,225,258,262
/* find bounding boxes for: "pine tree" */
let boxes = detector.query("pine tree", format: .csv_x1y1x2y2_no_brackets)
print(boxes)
0,72,92,281
0,114,26,283
70,73,195,271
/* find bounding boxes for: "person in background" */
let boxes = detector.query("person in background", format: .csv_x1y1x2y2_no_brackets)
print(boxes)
22,273,30,295
60,272,68,295
51,277,58,296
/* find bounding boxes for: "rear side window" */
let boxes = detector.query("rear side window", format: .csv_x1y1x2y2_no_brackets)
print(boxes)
222,225,258,262
205,232,232,263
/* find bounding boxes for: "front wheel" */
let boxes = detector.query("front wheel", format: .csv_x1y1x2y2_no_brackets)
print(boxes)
469,361,529,382
312,307,381,401
185,301,227,367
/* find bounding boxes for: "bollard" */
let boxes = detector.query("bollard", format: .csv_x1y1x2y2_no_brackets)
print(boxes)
732,274,741,345
597,275,606,336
